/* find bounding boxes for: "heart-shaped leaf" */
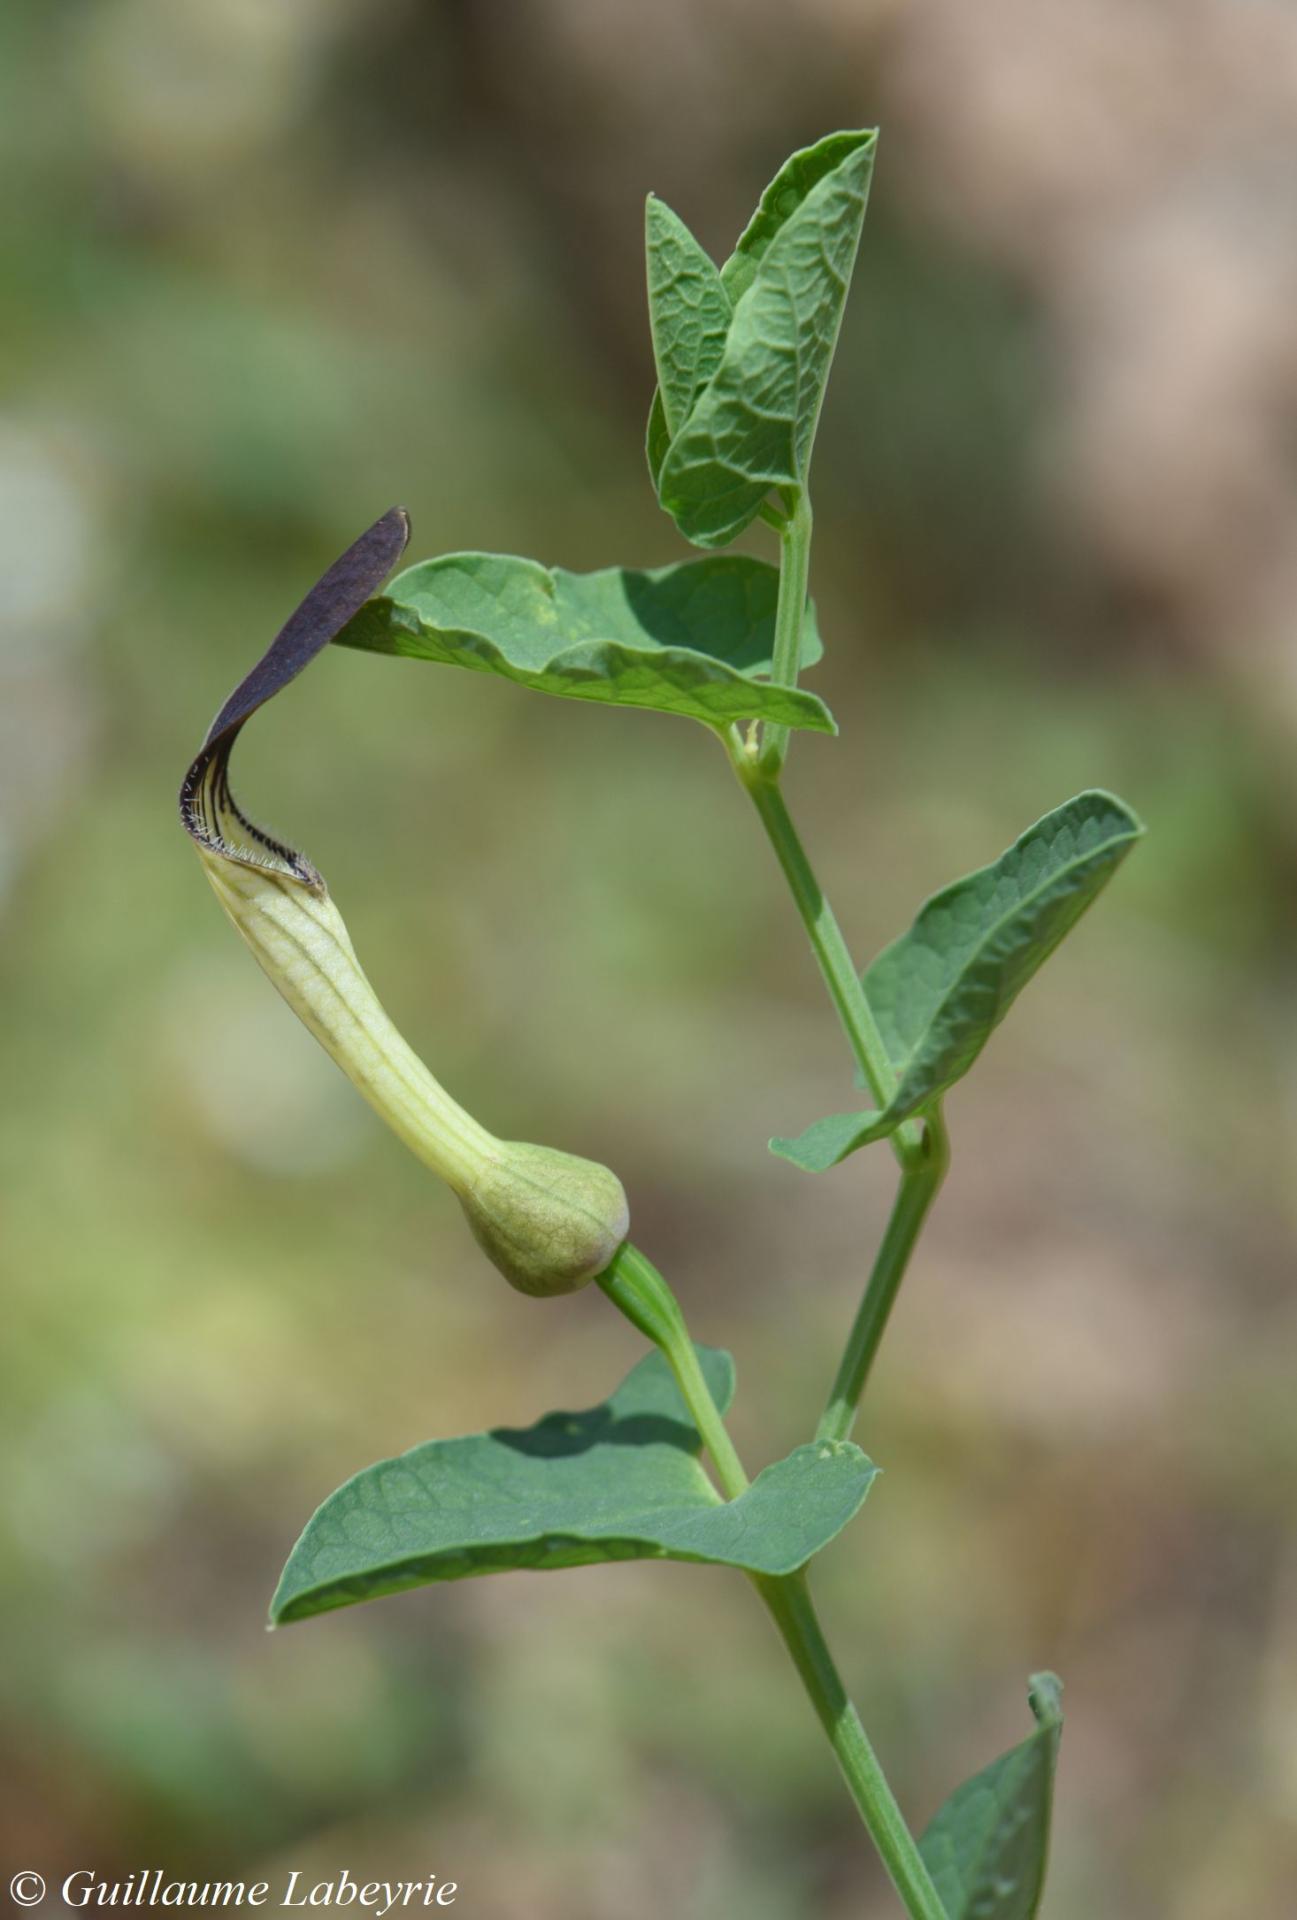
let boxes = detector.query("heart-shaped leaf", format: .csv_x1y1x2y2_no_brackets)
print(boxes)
335,551,834,734
650,130,877,549
919,1673,1064,1920
772,792,1143,1171
271,1347,876,1623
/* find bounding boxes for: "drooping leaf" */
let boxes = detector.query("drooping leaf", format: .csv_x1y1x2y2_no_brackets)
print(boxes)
336,550,834,733
646,195,733,441
772,792,1144,1171
656,130,876,548
271,1347,876,1623
918,1673,1064,1920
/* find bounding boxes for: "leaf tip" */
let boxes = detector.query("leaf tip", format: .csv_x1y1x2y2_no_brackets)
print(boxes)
767,1133,836,1174
1028,1670,1064,1728
769,1106,889,1173
1073,786,1146,839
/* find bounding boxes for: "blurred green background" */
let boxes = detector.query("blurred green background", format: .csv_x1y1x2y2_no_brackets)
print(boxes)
4,3,1296,1916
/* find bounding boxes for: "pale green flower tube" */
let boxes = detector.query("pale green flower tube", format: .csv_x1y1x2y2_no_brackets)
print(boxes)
180,510,629,1297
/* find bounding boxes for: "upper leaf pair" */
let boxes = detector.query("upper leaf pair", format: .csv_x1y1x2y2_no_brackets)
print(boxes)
646,130,877,547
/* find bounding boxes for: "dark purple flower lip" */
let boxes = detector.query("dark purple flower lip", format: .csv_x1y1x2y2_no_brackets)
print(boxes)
179,506,410,890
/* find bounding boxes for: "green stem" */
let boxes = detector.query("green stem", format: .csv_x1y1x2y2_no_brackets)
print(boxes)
754,1573,949,1920
727,746,925,1170
597,1243,748,1498
816,1107,949,1443
757,492,814,779
597,1246,949,1920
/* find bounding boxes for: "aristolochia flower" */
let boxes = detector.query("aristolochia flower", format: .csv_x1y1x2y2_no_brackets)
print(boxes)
179,509,629,1296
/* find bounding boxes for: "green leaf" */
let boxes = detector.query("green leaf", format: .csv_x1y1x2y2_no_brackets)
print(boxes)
271,1347,876,1623
646,387,672,493
772,792,1144,1171
720,129,877,304
646,195,733,441
335,551,834,734
919,1673,1064,1920
656,130,876,548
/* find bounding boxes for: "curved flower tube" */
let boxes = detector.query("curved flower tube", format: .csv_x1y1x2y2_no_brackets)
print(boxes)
179,510,629,1297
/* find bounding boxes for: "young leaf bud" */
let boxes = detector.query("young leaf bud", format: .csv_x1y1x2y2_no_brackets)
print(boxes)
180,511,629,1298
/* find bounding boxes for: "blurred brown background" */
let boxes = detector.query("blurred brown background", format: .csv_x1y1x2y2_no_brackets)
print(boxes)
3,3,1296,1916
